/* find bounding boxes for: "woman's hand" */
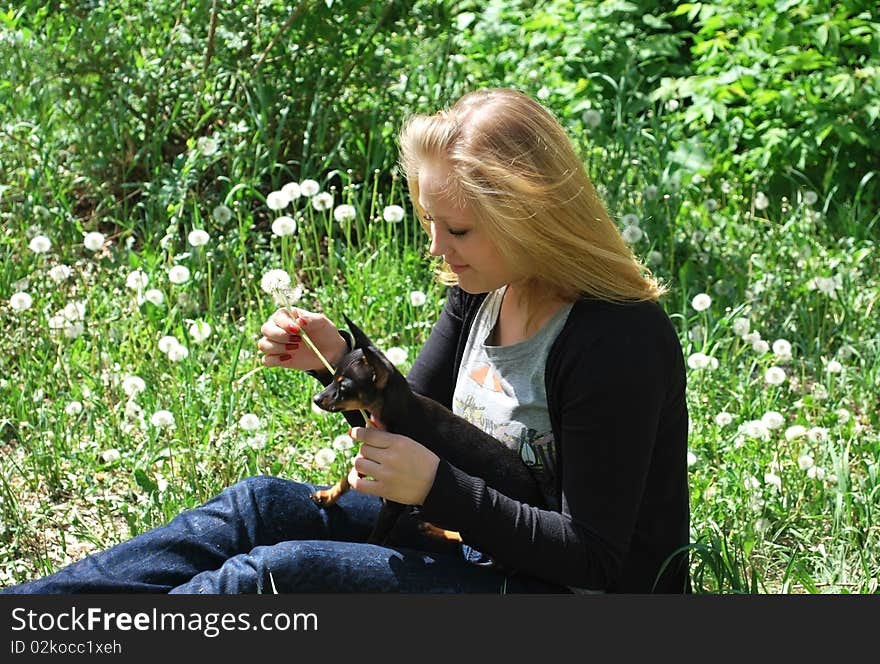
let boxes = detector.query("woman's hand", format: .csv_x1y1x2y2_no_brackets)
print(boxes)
347,417,440,506
258,307,348,372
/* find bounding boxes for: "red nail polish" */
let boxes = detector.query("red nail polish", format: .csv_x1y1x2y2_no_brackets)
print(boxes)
285,343,299,350
279,354,291,361
288,334,301,342
288,323,300,334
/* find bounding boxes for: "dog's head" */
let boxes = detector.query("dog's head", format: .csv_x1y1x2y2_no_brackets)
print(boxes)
311,315,399,415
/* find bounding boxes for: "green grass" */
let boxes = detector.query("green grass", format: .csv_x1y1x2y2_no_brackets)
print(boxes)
1,1,878,594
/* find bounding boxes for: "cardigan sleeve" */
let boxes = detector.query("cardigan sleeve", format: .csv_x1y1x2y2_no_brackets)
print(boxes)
419,301,684,591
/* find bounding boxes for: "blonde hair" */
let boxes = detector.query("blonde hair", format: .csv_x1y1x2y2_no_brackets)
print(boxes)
398,87,666,310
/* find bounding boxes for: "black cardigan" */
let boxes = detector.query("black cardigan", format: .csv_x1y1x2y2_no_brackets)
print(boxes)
319,285,691,593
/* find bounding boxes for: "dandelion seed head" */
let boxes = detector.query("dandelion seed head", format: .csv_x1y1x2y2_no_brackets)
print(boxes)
260,269,292,294
732,317,751,337
333,204,356,223
188,320,212,343
383,205,405,223
312,192,333,212
144,289,165,306
29,235,51,254
300,179,320,197
271,216,297,237
10,292,32,312
281,181,302,200
121,375,146,397
212,205,232,224
761,410,785,430
332,434,354,452
764,366,786,386
691,293,712,312
266,190,291,211
48,265,72,282
188,229,210,247
83,232,105,252
167,344,189,362
158,335,180,354
150,410,176,428
621,225,642,244
239,413,261,431
714,412,733,427
126,269,149,291
168,265,191,285
409,290,427,307
65,401,83,416
754,191,769,211
314,447,337,469
582,109,602,128
385,347,408,366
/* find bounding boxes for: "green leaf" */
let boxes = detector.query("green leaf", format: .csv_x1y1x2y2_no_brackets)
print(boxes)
134,469,158,494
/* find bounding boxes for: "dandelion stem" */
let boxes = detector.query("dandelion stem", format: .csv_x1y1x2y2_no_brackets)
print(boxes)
283,305,371,427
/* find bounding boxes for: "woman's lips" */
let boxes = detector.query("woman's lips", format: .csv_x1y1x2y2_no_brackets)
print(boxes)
449,263,469,274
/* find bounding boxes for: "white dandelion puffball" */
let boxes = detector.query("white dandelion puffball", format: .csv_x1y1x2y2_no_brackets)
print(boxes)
687,352,711,370
804,190,818,205
772,339,792,359
266,189,291,211
168,265,191,285
122,375,146,397
188,320,212,343
332,434,354,452
49,265,73,282
239,413,261,431
65,321,84,339
797,454,815,471
333,204,356,223
312,192,333,212
808,426,828,443
271,216,297,237
101,449,121,463
742,419,770,440
383,205,405,223
752,339,770,354
126,269,149,290
687,451,697,467
714,412,733,427
621,213,640,227
300,179,320,197
212,204,232,224
65,401,83,416
197,136,219,156
691,293,712,312
150,410,176,428
754,192,769,211
83,231,105,252
29,235,52,254
784,425,807,441
409,290,427,307
144,289,165,306
260,269,292,294
764,366,786,386
314,447,337,469
583,109,602,128
644,185,659,201
764,473,782,490
647,250,663,266
10,292,33,312
732,317,750,337
167,344,189,362
825,360,843,374
761,411,785,430
621,225,642,244
188,229,210,247
282,181,301,200
158,336,180,354
385,347,408,366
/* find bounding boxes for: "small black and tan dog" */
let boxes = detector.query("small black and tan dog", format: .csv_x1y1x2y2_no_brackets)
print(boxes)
312,315,544,546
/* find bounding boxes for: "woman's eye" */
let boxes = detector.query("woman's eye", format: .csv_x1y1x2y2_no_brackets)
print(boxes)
449,229,468,237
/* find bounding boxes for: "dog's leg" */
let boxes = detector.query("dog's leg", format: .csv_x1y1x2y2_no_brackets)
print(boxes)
419,522,463,543
311,475,350,508
366,500,407,545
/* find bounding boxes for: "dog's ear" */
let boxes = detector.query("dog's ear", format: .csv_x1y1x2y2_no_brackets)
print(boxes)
343,314,373,350
361,346,393,389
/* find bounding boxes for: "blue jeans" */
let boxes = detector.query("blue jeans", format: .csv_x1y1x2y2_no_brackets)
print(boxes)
1,476,569,594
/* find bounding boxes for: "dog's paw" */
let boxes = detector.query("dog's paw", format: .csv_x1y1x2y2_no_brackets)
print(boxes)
311,489,336,507
419,521,463,543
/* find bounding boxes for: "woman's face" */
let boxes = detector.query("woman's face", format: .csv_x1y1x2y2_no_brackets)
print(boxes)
418,161,515,294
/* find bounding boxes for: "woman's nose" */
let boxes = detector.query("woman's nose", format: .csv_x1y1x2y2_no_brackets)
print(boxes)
428,222,444,257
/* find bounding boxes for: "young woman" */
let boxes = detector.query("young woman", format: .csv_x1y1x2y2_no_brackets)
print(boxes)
3,88,690,594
